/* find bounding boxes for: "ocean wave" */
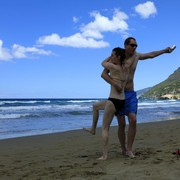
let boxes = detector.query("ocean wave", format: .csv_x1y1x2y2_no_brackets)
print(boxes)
0,105,52,111
138,100,180,109
0,98,179,140
0,98,179,120
67,99,99,103
0,107,87,113
0,110,92,120
0,100,51,106
0,113,30,119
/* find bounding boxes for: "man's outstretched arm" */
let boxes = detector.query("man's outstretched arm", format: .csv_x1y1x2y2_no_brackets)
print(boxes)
139,46,176,60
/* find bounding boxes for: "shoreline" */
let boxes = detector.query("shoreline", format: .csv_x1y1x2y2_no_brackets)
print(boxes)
1,116,180,141
0,119,180,179
0,116,180,141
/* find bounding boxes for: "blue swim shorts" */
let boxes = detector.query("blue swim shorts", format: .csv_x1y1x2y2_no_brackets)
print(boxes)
117,91,138,116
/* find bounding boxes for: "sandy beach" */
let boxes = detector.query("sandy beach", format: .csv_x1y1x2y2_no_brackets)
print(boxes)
0,119,180,180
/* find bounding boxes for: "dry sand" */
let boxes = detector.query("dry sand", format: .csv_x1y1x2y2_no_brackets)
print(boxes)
0,119,180,180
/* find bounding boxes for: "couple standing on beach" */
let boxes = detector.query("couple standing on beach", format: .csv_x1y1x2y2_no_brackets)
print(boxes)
84,37,176,160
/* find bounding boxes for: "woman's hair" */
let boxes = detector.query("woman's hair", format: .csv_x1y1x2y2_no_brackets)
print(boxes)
112,47,125,65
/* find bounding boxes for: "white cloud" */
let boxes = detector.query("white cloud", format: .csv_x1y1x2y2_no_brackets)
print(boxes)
135,1,157,19
37,33,109,48
1,9,129,61
73,16,79,23
37,9,129,48
81,30,103,39
81,9,128,36
12,44,52,58
0,39,52,61
0,40,13,61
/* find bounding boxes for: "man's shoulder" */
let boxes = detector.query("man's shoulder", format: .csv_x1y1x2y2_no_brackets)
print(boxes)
134,52,142,58
126,53,139,62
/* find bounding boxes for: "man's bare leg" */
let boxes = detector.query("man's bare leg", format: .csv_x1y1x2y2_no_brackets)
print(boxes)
117,115,127,155
126,113,136,158
84,100,107,135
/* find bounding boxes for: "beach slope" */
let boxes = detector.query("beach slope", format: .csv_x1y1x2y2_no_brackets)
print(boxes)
0,119,180,179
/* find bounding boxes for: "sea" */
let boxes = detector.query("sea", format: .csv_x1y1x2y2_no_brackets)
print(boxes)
0,98,180,140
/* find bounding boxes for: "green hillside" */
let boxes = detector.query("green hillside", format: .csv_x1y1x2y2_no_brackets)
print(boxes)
141,67,180,99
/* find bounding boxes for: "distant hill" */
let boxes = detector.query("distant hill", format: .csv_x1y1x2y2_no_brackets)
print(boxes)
139,67,180,99
136,87,151,98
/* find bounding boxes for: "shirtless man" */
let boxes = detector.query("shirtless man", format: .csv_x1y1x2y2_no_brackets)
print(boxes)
102,37,176,158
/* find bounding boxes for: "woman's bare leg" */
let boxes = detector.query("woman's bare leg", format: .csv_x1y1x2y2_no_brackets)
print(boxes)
97,100,115,160
84,100,107,135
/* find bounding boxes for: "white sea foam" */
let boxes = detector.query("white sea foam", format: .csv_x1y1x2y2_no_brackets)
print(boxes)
0,113,29,119
67,99,99,103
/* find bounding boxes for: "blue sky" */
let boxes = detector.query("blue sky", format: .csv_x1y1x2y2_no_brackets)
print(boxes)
0,0,179,98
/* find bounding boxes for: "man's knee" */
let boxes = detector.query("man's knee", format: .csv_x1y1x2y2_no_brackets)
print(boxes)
128,113,137,123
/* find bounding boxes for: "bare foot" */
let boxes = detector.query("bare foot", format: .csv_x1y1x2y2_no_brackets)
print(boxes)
126,150,135,158
83,128,95,135
122,150,127,156
97,155,108,160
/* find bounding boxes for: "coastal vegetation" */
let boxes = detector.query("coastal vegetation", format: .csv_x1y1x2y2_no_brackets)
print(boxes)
140,67,180,99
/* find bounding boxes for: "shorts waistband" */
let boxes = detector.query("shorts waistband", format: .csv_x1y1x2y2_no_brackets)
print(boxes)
125,90,136,93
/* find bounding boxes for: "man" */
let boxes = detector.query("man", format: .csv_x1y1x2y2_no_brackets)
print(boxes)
101,37,176,158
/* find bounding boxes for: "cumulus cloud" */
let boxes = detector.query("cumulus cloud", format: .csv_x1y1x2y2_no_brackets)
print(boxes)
37,9,129,48
38,33,109,48
80,9,128,37
0,40,13,61
73,16,80,23
0,39,52,61
1,9,128,61
12,44,52,58
135,1,157,19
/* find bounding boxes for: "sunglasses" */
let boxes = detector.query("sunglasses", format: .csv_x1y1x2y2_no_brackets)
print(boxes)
128,44,138,48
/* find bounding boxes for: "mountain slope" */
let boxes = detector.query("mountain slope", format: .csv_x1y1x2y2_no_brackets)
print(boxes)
140,67,180,99
136,87,151,98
